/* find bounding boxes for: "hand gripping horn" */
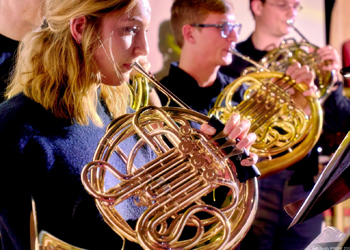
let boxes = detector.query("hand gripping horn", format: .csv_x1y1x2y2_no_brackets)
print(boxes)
81,62,259,250
209,60,323,177
243,19,336,104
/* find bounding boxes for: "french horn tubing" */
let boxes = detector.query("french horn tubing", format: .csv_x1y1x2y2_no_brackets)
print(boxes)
241,19,336,104
210,50,323,176
81,62,258,250
127,73,152,111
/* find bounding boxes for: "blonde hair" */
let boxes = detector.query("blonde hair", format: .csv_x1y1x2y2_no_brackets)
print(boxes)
171,0,234,48
7,0,139,126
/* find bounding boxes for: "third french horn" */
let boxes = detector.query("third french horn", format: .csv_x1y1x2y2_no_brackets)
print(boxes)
242,19,336,103
209,20,326,177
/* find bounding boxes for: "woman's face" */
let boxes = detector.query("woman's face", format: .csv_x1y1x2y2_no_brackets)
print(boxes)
94,0,151,86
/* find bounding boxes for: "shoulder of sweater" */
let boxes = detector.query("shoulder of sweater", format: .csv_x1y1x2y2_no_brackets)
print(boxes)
0,94,40,124
0,94,73,142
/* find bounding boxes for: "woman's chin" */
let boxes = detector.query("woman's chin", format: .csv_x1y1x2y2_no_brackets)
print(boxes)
123,72,132,82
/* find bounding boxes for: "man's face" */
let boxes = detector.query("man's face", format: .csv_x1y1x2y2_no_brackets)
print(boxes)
15,0,43,27
192,12,239,66
256,0,300,37
94,0,151,86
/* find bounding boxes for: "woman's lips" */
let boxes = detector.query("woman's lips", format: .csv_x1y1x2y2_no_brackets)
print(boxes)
123,63,132,71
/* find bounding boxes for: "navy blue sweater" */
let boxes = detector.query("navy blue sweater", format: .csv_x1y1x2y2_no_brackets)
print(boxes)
0,34,19,103
0,93,153,249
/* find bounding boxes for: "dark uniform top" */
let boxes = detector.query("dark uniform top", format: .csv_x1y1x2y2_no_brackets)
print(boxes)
0,34,19,103
159,62,242,116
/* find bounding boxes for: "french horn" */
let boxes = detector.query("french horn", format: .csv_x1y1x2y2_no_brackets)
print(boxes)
240,19,336,104
81,62,259,250
208,69,323,177
208,20,330,177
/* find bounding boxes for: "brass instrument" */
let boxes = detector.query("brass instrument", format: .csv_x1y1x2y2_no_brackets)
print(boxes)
81,62,258,249
127,74,152,111
208,70,323,177
241,19,336,104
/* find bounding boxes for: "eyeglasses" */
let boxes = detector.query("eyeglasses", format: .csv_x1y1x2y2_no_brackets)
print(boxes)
264,1,303,11
190,22,242,39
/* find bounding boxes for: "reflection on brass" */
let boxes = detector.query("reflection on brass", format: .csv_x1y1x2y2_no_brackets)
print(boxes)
127,75,151,111
209,72,323,177
40,232,86,250
81,62,258,249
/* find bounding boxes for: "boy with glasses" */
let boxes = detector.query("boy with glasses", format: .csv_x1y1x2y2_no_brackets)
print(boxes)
160,0,315,119
220,1,346,250
159,0,243,117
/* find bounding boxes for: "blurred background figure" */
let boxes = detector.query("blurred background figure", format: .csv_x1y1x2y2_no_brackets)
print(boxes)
0,0,44,103
154,20,181,80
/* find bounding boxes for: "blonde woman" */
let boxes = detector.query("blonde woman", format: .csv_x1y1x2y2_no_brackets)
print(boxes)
0,0,257,249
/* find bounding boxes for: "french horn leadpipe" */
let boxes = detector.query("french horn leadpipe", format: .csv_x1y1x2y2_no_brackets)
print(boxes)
287,19,314,46
229,47,270,72
81,61,259,249
131,62,191,110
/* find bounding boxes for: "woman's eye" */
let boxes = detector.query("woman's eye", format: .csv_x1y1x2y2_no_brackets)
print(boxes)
125,26,139,35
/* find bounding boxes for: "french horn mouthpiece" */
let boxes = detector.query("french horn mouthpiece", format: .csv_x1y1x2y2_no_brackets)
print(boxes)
287,19,294,26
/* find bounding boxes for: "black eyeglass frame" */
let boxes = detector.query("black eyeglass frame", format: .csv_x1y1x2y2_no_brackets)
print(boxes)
190,22,242,38
264,2,303,11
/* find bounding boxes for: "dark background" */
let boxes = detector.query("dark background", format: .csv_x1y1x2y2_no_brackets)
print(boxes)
325,0,336,44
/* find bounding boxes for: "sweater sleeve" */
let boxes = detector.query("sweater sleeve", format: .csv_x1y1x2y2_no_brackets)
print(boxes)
0,129,41,250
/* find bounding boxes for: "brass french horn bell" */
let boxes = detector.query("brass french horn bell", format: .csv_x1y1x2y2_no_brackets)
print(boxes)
210,47,323,177
81,62,259,250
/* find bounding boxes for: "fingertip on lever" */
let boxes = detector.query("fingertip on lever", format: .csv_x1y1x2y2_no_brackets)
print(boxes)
208,116,261,182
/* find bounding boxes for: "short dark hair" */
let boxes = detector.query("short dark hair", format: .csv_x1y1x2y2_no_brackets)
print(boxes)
250,0,265,16
171,0,234,48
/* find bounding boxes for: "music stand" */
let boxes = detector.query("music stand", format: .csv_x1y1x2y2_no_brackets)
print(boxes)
285,131,350,228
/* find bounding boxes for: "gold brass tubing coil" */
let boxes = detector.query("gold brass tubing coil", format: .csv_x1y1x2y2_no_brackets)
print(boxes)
209,72,323,177
81,106,258,249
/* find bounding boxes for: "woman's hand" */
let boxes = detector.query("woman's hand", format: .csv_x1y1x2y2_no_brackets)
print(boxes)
201,113,258,167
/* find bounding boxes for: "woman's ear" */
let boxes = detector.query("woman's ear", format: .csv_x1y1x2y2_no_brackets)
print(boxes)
69,16,86,44
182,24,196,44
